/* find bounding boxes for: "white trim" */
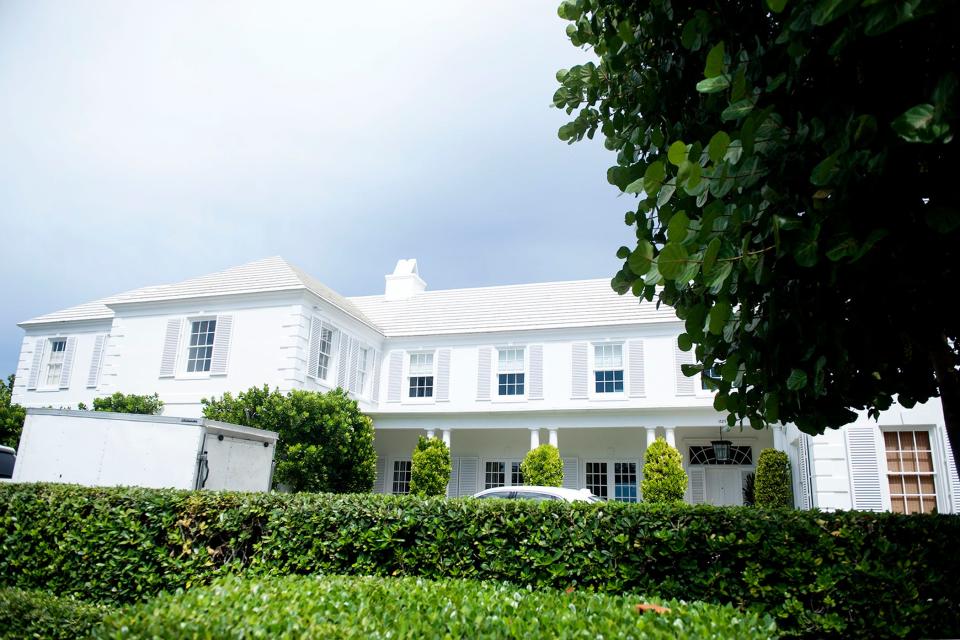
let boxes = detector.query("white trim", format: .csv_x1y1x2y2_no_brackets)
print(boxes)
876,425,946,514
582,458,641,502
588,340,628,401
492,344,528,403
402,349,437,404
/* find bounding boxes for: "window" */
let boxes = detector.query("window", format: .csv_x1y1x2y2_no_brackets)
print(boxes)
884,430,937,514
315,322,337,380
44,339,67,386
614,462,638,502
586,460,639,502
357,347,370,393
497,348,525,396
594,344,624,393
484,460,524,489
688,445,754,465
408,352,434,398
701,365,722,390
186,319,216,373
392,460,412,494
512,461,524,486
585,462,608,499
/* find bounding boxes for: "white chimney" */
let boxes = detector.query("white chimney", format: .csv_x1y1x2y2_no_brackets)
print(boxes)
384,259,427,300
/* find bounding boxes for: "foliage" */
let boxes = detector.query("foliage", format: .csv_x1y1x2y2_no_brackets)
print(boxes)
520,444,563,487
0,374,25,449
92,392,164,415
554,0,960,469
755,449,794,508
202,385,376,493
0,587,116,640
410,436,451,497
91,574,775,640
4,484,960,638
641,438,688,503
743,471,756,506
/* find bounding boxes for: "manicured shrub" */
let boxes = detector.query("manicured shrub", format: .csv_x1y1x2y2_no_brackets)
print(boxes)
92,574,776,640
520,444,563,486
2,483,960,638
202,385,376,493
92,392,164,415
0,588,116,640
755,449,794,508
641,438,687,503
0,374,26,449
410,436,451,497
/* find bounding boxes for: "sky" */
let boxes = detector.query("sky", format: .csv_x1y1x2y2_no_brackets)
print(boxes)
0,1,634,375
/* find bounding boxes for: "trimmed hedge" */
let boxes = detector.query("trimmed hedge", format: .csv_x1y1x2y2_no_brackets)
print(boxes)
0,588,116,640
755,449,794,508
92,574,776,639
2,483,959,638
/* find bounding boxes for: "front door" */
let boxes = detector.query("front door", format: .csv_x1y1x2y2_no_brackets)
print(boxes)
705,468,743,506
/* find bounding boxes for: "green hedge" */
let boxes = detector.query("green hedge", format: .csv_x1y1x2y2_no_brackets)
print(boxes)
2,483,959,638
92,574,776,639
0,588,115,640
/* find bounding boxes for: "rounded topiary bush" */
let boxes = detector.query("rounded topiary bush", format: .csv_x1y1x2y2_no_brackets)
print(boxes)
754,449,793,508
520,444,563,486
641,438,688,503
410,436,451,497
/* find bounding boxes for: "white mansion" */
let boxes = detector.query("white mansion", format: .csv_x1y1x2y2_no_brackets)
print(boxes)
12,257,959,513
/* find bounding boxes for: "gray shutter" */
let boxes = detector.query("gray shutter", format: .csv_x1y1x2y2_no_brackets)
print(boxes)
797,434,813,510
373,457,386,494
688,467,706,504
628,340,645,397
447,457,461,497
159,318,182,378
476,346,491,401
58,336,78,389
27,338,46,390
348,338,360,392
386,351,403,403
86,334,107,388
571,342,588,399
528,345,543,400
457,457,479,496
942,430,960,514
435,348,451,401
845,425,884,511
371,350,382,402
675,344,695,396
307,317,322,379
562,457,579,489
209,314,234,375
336,334,350,388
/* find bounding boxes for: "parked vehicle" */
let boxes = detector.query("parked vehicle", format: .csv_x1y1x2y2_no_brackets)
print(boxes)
0,445,15,479
472,485,600,503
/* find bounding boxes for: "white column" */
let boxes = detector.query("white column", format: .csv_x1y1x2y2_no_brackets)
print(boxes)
665,427,676,448
441,429,451,448
548,428,559,448
772,425,786,451
426,428,435,439
529,428,540,450
646,426,658,446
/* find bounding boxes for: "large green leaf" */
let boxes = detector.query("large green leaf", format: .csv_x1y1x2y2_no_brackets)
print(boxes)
786,369,808,391
696,76,730,94
667,210,690,242
892,104,951,143
668,141,688,166
721,99,754,121
628,240,655,275
810,152,839,186
643,160,666,196
707,131,730,164
656,242,689,280
704,42,725,78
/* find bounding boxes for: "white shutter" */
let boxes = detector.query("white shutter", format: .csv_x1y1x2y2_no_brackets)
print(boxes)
571,343,588,399
675,344,695,396
527,345,543,400
435,348,451,402
628,340,645,397
58,337,78,389
371,350,382,402
209,314,233,375
348,338,360,392
373,457,387,494
562,457,579,490
307,317,322,379
336,334,350,388
688,467,706,504
386,351,403,403
845,425,884,511
942,429,960,514
86,334,107,388
27,338,46,390
797,434,813,510
447,457,461,497
159,318,182,378
476,346,491,401
457,457,479,496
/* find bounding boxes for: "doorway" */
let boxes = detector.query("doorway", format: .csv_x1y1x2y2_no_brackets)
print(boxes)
705,467,744,506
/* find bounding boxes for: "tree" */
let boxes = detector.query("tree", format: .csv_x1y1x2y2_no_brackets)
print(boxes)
520,444,564,486
202,386,376,493
754,449,794,508
555,0,960,470
92,392,164,415
641,438,688,503
410,436,452,497
0,375,26,449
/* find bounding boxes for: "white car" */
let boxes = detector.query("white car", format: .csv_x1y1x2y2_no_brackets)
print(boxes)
472,485,601,503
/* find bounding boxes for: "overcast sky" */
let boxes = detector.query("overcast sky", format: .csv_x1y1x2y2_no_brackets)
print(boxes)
0,1,633,375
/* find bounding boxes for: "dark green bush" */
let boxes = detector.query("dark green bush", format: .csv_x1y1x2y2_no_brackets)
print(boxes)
755,449,794,508
92,574,775,639
641,438,687,503
410,436,451,497
91,392,164,415
743,471,756,506
2,483,959,639
520,443,563,486
0,588,115,640
0,374,25,449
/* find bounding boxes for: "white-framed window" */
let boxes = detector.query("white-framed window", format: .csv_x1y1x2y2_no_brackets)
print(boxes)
593,343,624,394
186,319,216,373
483,460,524,489
701,365,722,391
497,347,525,396
357,347,370,394
408,352,434,398
883,430,938,514
392,459,412,494
585,459,639,502
315,321,337,381
44,338,67,387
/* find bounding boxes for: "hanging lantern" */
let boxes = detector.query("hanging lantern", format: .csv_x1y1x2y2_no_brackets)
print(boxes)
711,427,732,462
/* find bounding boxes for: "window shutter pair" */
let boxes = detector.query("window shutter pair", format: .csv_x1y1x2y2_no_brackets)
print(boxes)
562,457,579,490
571,343,588,399
86,334,108,388
675,343,695,396
845,425,884,511
159,315,233,378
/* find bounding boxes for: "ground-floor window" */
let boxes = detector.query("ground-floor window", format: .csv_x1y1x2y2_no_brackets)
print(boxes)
484,460,523,489
884,430,937,514
585,460,639,502
392,460,412,494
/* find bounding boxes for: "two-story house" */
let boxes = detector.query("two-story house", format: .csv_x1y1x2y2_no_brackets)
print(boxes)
12,257,960,513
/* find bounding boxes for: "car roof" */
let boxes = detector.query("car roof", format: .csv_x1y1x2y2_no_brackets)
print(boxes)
475,485,593,499
0,445,14,455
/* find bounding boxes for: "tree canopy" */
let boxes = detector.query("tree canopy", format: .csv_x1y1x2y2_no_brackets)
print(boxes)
0,375,26,450
555,0,960,467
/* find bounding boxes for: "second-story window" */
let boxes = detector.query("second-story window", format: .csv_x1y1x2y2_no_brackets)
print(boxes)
45,338,67,386
357,347,370,394
408,352,434,398
497,347,525,396
316,322,337,380
594,343,624,393
701,365,722,390
186,319,216,373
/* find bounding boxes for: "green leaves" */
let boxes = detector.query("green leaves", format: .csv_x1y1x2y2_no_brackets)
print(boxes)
721,99,754,121
892,104,952,143
667,210,690,242
696,76,731,94
766,0,788,13
810,152,839,186
643,160,666,196
668,141,688,166
708,300,732,335
708,131,731,164
786,368,808,391
704,42,726,78
628,240,655,275
657,242,689,280
703,237,722,274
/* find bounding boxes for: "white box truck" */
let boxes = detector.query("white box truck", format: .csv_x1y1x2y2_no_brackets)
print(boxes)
12,409,278,492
